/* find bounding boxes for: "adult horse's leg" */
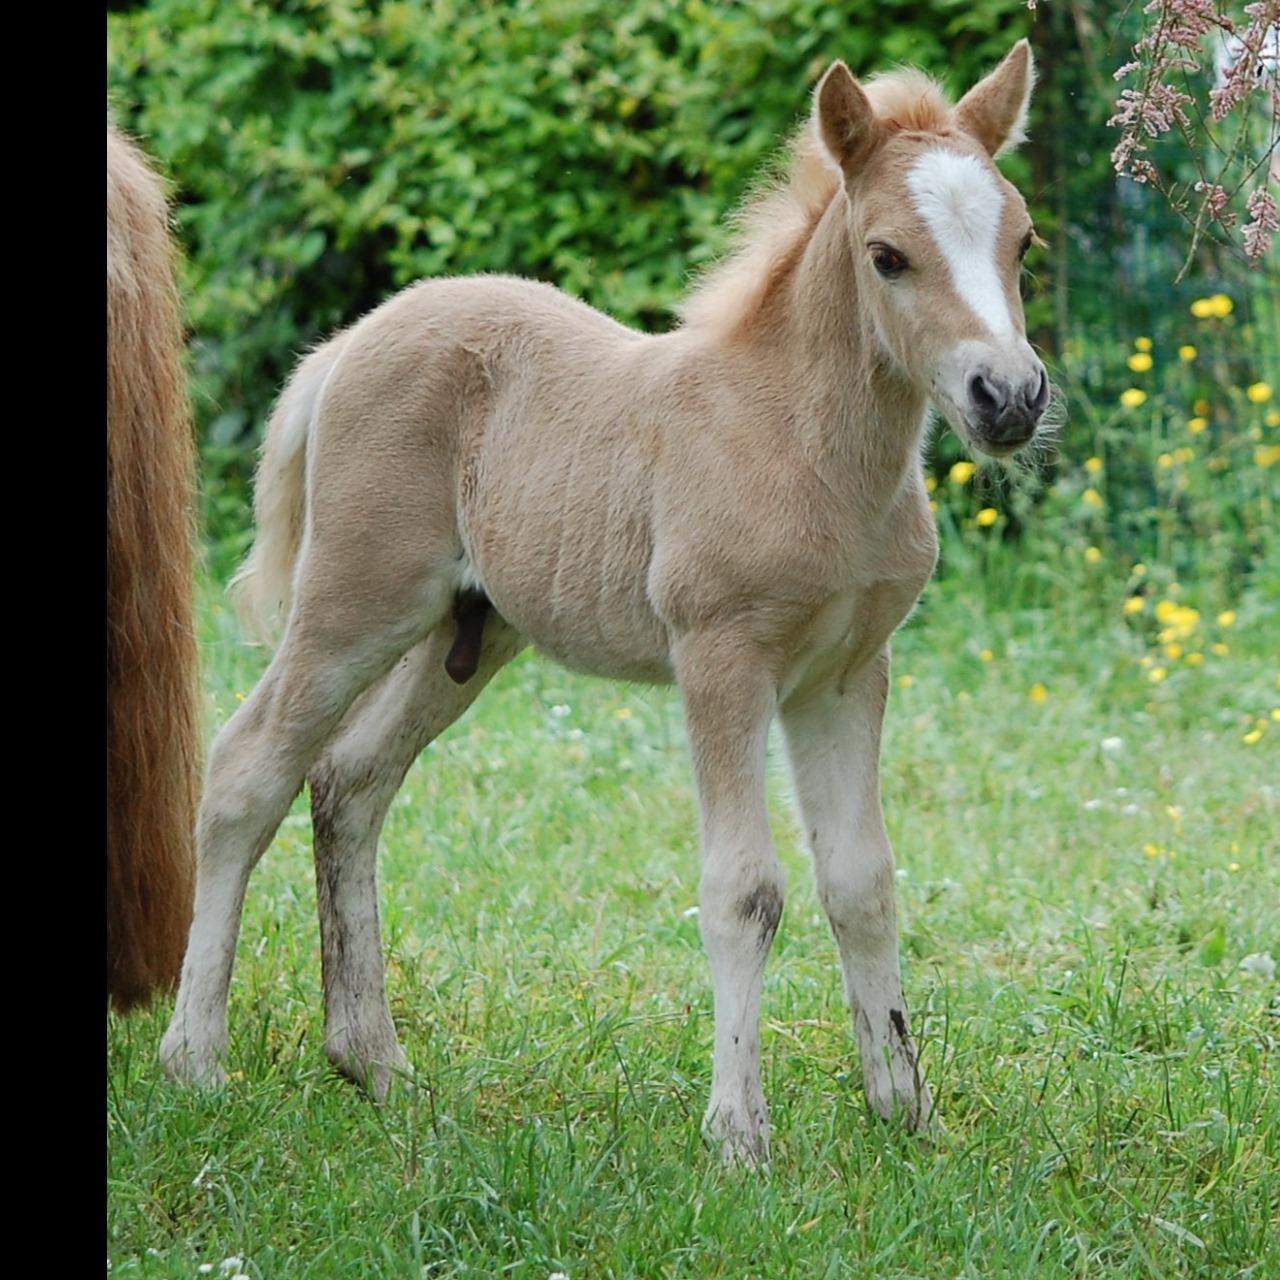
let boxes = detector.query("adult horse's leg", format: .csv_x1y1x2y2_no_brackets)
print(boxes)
780,648,934,1131
308,616,525,1100
676,631,785,1164
160,573,453,1088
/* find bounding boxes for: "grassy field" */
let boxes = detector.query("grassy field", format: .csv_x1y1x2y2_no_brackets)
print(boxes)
107,544,1278,1279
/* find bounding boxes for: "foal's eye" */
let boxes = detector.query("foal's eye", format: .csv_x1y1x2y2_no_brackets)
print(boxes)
870,245,909,278
1018,231,1035,263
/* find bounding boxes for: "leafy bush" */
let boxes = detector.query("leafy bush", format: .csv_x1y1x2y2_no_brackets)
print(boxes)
108,0,1030,551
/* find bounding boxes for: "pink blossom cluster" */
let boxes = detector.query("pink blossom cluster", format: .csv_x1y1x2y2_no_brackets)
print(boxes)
1110,0,1279,263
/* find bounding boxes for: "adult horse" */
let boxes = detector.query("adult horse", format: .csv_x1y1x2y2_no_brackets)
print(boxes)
163,43,1049,1163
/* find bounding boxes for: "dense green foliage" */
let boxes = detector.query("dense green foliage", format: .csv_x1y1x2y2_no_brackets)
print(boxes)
107,0,1033,544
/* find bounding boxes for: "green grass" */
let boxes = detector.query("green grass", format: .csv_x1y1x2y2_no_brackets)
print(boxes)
108,563,1278,1279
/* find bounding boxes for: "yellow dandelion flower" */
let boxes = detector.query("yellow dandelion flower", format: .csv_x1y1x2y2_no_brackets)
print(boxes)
1243,727,1263,745
1155,600,1178,622
1082,488,1104,508
1149,667,1168,683
1228,862,1240,872
1212,642,1229,656
980,648,994,662
1256,445,1280,467
1178,345,1197,361
1165,643,1183,660
1210,293,1234,317
1190,298,1215,319
1266,411,1280,427
1134,336,1153,351
1187,416,1208,434
1247,381,1272,403
1127,352,1153,372
976,507,999,527
897,675,914,689
1217,610,1236,628
1029,683,1048,704
1143,842,1161,858
1185,652,1203,666
950,460,976,484
1194,399,1210,415
925,475,937,492
1157,452,1174,469
1174,447,1195,463
1085,456,1103,473
1140,654,1155,669
1271,708,1280,722
1133,563,1147,577
614,707,632,719
1085,546,1102,564
1123,596,1145,615
1120,388,1147,408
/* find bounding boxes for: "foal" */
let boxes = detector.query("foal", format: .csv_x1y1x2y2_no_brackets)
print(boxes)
163,43,1049,1163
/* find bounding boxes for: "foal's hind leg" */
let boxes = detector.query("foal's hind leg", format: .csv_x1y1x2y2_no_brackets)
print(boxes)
308,616,525,1100
676,632,785,1165
780,649,934,1131
160,578,453,1088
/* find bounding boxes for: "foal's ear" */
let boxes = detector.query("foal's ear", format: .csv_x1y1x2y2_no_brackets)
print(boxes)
815,61,882,177
953,39,1036,157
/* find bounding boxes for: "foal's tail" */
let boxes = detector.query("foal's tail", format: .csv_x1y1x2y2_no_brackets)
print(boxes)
232,338,348,642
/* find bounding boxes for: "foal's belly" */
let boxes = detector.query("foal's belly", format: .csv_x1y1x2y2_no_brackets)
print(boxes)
458,470,676,685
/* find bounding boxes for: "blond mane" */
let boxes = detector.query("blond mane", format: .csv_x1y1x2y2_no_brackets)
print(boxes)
679,68,952,338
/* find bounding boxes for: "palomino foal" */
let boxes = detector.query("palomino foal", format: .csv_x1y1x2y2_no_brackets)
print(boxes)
163,43,1048,1162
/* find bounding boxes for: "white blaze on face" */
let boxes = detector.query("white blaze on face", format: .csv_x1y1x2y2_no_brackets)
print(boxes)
905,150,1014,339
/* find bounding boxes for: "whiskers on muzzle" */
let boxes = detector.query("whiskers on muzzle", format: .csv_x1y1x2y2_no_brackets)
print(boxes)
985,377,1065,479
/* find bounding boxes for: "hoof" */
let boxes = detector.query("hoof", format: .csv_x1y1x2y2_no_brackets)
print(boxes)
159,1028,227,1090
866,1071,937,1135
326,1035,411,1103
703,1101,771,1168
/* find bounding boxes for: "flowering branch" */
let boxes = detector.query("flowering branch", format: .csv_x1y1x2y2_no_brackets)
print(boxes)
1109,0,1278,270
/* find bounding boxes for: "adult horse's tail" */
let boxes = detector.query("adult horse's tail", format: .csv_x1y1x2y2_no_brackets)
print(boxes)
231,339,348,643
107,120,199,1011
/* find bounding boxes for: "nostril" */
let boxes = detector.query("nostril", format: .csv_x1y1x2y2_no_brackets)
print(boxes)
970,373,999,417
1027,368,1049,415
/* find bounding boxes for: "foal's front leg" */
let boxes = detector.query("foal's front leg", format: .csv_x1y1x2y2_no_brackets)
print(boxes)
676,633,785,1164
780,649,934,1131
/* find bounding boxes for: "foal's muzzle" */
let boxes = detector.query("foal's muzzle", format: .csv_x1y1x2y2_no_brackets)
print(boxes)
967,361,1050,454
967,362,1049,453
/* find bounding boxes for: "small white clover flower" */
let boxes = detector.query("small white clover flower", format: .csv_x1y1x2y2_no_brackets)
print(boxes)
1239,953,1276,981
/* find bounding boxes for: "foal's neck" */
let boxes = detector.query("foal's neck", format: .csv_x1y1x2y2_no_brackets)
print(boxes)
780,194,929,496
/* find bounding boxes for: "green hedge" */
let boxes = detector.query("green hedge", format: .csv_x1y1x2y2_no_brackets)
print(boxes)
108,0,1032,547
